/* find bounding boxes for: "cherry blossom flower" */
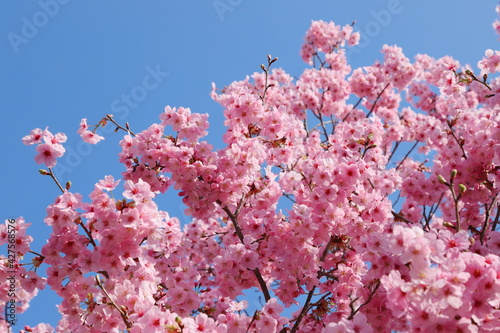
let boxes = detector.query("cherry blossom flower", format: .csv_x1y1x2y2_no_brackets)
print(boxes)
22,127,46,145
16,12,500,332
78,118,105,144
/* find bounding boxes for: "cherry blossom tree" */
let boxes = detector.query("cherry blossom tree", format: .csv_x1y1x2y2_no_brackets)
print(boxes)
3,6,500,333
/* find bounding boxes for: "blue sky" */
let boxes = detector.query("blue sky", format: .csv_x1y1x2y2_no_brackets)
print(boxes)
1,0,498,329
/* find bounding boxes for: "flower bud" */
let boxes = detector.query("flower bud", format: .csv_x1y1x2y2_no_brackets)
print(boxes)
437,175,448,185
65,181,72,190
38,169,50,175
443,222,454,228
450,169,457,180
458,184,467,194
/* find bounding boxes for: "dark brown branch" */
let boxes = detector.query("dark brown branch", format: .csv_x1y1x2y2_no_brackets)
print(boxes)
47,168,65,193
106,114,136,136
480,195,498,244
341,97,363,122
217,200,271,302
392,210,413,224
289,286,317,333
446,120,467,159
387,140,401,163
366,83,390,118
347,280,381,320
395,141,419,170
79,222,97,248
258,55,278,104
289,236,336,333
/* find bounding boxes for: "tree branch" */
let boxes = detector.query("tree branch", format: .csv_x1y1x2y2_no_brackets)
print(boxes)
217,200,271,302
95,274,132,331
289,236,336,333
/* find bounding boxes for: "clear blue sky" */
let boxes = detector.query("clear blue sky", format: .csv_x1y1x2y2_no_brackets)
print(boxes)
1,1,498,329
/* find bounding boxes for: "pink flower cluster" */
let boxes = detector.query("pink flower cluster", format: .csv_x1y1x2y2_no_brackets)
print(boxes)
77,118,105,144
10,7,500,333
381,226,500,332
494,5,500,38
22,128,66,168
300,20,360,65
478,49,500,76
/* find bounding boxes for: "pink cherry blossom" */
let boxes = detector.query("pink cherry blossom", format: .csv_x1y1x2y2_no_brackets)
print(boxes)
478,49,500,75
14,9,500,332
95,175,121,191
78,118,105,144
24,128,67,168
22,127,46,145
33,143,64,168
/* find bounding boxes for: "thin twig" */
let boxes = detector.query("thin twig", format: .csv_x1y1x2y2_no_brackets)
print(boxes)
395,141,419,170
79,223,97,248
330,115,336,135
387,141,401,163
464,69,493,91
480,195,498,244
246,310,260,332
446,121,467,159
258,55,278,104
28,250,45,258
391,210,413,224
48,168,65,193
311,119,335,132
347,280,381,320
289,236,335,333
106,114,136,136
217,199,271,302
449,185,461,231
95,274,132,330
424,193,444,231
313,90,330,140
341,97,363,122
366,83,390,118
283,193,297,204
290,286,317,333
